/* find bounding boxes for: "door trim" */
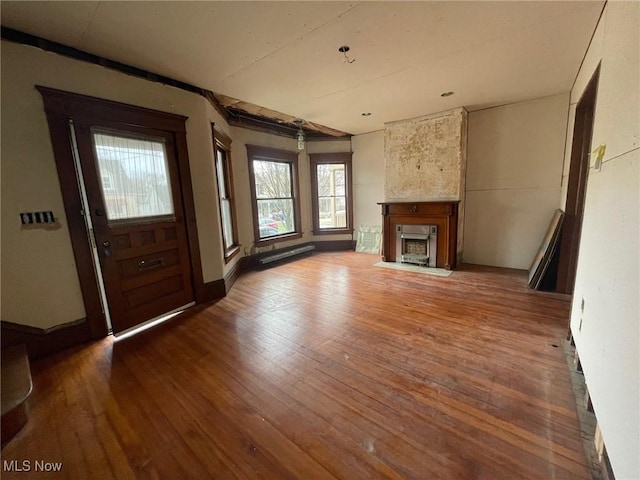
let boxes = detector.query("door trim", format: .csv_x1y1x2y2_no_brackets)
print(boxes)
37,86,205,339
556,66,600,294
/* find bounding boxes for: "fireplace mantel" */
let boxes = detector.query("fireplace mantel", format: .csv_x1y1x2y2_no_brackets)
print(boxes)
378,201,459,270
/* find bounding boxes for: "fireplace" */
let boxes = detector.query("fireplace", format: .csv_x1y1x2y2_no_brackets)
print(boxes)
395,224,437,267
379,201,459,270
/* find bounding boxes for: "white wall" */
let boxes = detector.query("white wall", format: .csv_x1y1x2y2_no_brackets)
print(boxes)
0,41,227,329
464,93,569,269
567,2,640,478
351,131,385,230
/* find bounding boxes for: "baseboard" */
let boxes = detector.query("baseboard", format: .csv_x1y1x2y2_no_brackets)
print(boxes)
223,261,242,294
1,319,92,359
202,279,225,303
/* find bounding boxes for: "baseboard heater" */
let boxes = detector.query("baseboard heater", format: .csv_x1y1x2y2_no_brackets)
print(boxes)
259,244,315,265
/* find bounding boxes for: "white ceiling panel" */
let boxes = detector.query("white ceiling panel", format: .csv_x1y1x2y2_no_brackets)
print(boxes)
1,1,604,135
1,1,100,46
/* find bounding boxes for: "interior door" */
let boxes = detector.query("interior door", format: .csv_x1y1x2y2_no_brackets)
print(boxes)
73,122,195,334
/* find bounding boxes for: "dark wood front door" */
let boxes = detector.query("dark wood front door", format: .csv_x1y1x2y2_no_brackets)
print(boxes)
74,122,195,333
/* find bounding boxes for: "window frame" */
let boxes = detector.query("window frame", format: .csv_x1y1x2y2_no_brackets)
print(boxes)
309,152,354,235
246,144,302,246
212,124,240,262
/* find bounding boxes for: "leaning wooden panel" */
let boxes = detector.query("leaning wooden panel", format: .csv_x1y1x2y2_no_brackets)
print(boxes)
528,209,564,289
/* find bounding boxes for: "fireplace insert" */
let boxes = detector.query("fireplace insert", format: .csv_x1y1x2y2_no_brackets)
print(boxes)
395,224,438,267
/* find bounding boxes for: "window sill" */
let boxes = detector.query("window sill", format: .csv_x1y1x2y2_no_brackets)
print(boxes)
312,228,354,236
255,232,302,247
223,245,241,263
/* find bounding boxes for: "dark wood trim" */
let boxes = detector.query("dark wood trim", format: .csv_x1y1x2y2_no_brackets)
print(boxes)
36,86,188,132
223,261,242,294
246,145,302,246
1,320,93,359
224,246,241,263
202,279,226,303
556,65,600,294
174,129,206,303
379,202,459,270
240,252,262,272
254,232,303,247
37,87,205,335
312,229,355,236
309,152,354,236
213,123,232,147
212,123,240,263
227,110,349,140
203,91,230,122
37,109,108,339
313,240,356,251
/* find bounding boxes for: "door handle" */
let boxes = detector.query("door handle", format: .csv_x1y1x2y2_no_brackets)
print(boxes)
101,240,112,258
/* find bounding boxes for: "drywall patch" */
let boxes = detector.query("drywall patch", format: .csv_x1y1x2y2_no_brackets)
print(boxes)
384,108,467,202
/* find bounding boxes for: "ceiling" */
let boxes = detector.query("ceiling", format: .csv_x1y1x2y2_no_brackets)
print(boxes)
1,1,604,136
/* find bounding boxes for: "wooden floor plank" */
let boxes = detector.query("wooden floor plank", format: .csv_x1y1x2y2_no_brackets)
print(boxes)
1,252,591,479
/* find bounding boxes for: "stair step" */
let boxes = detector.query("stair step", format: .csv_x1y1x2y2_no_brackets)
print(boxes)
1,344,32,446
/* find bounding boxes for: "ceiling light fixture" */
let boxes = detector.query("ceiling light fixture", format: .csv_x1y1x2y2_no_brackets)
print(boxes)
292,119,305,150
296,128,305,150
338,45,355,64
440,91,455,97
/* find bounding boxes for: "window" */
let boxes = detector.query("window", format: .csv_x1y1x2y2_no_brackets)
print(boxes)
247,145,301,245
92,130,174,224
212,124,239,262
310,152,353,235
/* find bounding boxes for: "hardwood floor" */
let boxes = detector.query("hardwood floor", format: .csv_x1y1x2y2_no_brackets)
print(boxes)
1,252,590,479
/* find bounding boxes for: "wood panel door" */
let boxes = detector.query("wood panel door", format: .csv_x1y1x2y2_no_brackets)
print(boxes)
74,122,194,333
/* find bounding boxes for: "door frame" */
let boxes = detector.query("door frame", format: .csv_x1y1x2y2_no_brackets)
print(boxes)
37,86,205,339
556,65,600,294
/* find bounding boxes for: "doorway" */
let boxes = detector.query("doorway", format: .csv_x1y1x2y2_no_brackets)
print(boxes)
38,87,204,336
556,66,600,294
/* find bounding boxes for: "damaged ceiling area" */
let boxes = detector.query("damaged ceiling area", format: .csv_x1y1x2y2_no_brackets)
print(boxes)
214,93,351,138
